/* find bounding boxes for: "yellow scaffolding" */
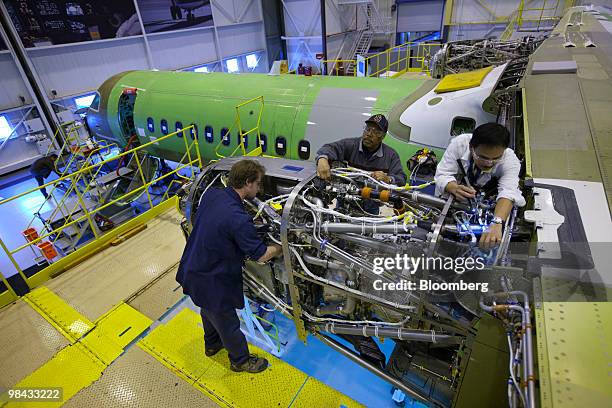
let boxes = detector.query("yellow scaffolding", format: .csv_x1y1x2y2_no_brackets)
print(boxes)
0,126,203,306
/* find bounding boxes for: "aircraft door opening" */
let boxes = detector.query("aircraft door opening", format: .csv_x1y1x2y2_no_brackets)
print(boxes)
118,88,138,145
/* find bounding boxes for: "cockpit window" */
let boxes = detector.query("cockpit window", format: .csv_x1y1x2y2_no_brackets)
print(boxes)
89,93,100,111
451,117,475,136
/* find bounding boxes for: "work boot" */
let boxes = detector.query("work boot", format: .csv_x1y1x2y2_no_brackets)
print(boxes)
230,354,268,373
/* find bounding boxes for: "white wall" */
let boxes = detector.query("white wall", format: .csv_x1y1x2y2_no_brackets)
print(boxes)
447,0,566,41
212,0,264,26
27,37,148,99
283,0,323,71
0,0,269,106
149,29,217,70
0,52,32,110
218,21,267,57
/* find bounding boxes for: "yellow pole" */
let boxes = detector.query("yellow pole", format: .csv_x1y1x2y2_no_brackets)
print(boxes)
183,126,194,177
70,174,100,239
193,133,203,168
0,237,30,289
0,269,18,298
133,152,155,210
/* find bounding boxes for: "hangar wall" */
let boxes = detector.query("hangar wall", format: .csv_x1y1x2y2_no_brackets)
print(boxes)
0,0,269,175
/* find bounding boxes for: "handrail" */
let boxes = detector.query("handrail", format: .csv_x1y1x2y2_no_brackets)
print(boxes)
215,96,265,158
26,142,118,231
0,125,203,289
361,41,442,77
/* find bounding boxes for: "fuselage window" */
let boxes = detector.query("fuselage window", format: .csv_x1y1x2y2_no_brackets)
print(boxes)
259,134,267,152
147,117,154,133
190,124,198,140
205,125,214,143
160,119,168,135
221,128,231,146
298,140,310,160
240,133,248,149
175,121,183,137
275,136,287,156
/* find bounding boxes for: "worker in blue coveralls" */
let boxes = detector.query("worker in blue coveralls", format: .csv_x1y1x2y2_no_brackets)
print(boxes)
176,159,282,373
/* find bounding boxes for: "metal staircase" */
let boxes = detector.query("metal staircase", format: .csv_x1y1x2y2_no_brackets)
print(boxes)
338,0,391,75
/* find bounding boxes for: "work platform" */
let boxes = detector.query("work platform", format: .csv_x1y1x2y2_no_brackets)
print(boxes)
0,201,362,407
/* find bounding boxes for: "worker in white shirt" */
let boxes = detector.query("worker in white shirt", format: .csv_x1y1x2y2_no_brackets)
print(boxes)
434,123,526,248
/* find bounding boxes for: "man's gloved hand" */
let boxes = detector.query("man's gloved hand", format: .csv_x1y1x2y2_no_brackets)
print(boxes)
371,171,390,183
316,157,331,180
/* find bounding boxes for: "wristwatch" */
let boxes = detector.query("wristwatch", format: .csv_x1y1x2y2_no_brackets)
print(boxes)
491,216,504,225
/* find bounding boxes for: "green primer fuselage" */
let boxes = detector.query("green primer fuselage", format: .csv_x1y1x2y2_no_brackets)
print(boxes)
88,70,441,173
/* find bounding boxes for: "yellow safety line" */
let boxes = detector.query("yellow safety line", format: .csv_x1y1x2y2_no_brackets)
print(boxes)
82,302,153,365
3,295,154,406
0,342,106,408
521,89,533,178
138,308,363,408
24,286,94,343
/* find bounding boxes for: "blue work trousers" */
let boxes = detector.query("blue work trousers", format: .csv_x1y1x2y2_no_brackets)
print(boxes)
200,308,249,365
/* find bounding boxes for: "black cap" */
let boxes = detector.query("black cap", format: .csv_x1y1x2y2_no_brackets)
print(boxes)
365,114,388,133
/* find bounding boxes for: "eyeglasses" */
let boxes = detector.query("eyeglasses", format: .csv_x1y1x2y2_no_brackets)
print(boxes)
363,126,385,136
471,148,503,166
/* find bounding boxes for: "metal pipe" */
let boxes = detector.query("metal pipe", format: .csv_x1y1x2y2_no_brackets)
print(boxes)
480,291,535,408
397,189,470,211
302,253,344,270
315,333,437,407
131,0,155,69
318,322,461,344
322,222,416,235
334,233,399,254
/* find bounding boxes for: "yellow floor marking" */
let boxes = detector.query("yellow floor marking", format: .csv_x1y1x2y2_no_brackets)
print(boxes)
290,377,364,408
138,308,215,383
24,286,94,343
81,302,153,365
0,343,106,407
139,308,361,408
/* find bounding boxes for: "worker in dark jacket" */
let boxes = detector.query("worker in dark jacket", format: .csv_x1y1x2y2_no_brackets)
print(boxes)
30,154,59,198
176,159,282,374
315,114,407,186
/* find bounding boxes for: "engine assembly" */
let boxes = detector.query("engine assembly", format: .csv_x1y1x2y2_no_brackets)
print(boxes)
179,157,537,407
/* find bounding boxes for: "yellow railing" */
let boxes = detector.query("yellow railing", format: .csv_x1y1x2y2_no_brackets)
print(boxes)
27,142,119,233
215,96,266,159
0,125,203,299
363,41,443,77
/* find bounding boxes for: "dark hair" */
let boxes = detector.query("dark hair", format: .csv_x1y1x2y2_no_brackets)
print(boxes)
469,123,510,148
228,159,265,189
49,153,58,160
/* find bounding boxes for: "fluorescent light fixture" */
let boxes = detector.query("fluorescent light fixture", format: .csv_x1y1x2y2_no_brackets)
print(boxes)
74,94,96,109
194,66,209,73
361,113,371,116
226,58,239,73
0,115,12,141
364,97,377,101
246,53,258,69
